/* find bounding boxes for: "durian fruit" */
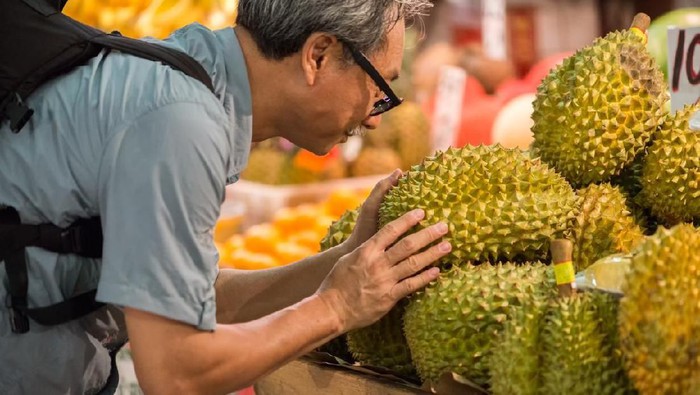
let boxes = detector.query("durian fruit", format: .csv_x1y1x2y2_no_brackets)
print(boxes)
611,153,660,233
394,105,432,170
365,101,432,169
571,183,645,271
531,13,668,187
403,262,556,387
350,147,403,178
346,300,415,376
489,298,546,395
319,208,359,252
540,292,633,395
620,224,700,394
379,145,579,266
239,145,286,184
640,103,700,226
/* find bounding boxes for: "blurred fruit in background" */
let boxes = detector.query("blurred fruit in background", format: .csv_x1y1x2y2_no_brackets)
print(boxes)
457,43,516,94
216,188,369,270
491,93,536,149
241,140,349,185
411,42,460,104
361,101,432,171
647,8,700,80
63,0,239,38
282,147,347,184
455,95,501,147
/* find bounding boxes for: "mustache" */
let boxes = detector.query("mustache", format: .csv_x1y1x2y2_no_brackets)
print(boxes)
346,125,368,137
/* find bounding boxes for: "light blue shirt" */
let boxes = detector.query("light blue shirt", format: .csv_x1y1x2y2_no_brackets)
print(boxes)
0,24,252,394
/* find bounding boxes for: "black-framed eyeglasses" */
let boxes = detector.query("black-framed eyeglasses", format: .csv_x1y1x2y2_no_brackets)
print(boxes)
345,43,403,116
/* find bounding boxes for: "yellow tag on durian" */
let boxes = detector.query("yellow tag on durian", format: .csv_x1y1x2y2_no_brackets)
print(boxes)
554,261,576,285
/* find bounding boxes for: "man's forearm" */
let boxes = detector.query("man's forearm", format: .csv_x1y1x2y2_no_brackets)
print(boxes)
126,293,344,394
215,243,349,323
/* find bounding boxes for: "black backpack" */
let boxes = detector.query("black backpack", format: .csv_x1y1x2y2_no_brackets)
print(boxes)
0,0,216,333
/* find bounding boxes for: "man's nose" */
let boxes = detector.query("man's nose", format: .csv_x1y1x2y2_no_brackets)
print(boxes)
362,114,382,129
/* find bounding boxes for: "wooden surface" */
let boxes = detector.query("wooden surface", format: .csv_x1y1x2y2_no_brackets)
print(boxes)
254,359,428,395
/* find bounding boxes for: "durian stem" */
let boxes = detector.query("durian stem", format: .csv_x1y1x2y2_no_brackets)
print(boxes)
630,13,651,33
550,239,576,297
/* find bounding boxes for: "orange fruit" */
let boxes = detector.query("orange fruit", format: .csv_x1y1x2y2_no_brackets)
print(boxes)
274,242,316,265
225,234,245,250
229,249,280,270
324,189,363,217
215,242,233,268
290,204,322,230
214,215,243,243
314,215,337,236
271,207,300,236
288,230,324,252
242,224,280,254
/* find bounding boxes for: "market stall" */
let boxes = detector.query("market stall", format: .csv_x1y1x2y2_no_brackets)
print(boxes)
57,1,700,394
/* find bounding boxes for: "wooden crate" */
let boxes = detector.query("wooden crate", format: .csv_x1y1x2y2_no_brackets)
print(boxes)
254,359,428,395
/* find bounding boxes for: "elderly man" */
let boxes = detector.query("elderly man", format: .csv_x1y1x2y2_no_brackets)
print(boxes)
0,0,448,394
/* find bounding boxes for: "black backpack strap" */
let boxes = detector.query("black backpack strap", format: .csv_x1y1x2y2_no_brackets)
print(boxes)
1,207,104,333
4,248,31,333
1,0,215,133
25,289,103,326
91,33,215,94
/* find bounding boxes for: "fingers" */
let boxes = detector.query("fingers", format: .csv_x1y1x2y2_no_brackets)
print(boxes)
371,208,426,250
391,241,451,281
391,266,441,300
359,169,402,218
384,222,449,264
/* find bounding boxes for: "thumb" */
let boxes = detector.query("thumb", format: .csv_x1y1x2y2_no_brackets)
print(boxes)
360,169,402,219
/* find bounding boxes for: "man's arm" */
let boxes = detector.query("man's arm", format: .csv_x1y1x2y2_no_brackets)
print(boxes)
127,208,450,394
215,243,348,324
215,170,402,324
126,293,341,394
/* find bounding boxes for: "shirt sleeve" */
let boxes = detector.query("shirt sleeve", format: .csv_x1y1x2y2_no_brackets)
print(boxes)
95,101,229,330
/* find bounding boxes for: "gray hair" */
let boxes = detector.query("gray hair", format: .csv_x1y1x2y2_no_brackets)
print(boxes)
236,0,432,60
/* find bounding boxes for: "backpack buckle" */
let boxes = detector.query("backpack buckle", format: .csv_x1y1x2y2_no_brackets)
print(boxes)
6,295,29,334
5,93,34,133
59,226,83,254
8,306,30,334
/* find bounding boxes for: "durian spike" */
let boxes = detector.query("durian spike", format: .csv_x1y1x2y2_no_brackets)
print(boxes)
550,239,577,297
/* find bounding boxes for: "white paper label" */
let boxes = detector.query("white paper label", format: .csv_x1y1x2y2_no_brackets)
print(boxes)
482,0,507,60
431,66,467,152
668,26,700,113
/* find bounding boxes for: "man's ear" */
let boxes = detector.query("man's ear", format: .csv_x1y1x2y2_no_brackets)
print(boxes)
301,32,338,86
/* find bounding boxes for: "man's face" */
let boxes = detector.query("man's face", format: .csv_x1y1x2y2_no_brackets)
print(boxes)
288,19,406,155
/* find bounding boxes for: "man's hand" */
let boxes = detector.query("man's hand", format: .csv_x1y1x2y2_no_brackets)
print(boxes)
317,208,451,331
343,169,402,253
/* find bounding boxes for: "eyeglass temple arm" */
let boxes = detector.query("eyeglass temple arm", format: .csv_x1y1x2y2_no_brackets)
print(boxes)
348,47,402,103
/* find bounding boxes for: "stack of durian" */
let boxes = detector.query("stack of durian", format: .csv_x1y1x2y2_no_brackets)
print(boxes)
316,13,700,395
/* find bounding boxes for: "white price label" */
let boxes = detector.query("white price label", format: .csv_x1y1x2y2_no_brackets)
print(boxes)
668,26,700,113
431,66,467,152
482,0,507,60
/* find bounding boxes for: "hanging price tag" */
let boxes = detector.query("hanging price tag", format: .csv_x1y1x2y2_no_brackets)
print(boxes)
431,65,467,152
482,0,507,60
668,26,700,113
